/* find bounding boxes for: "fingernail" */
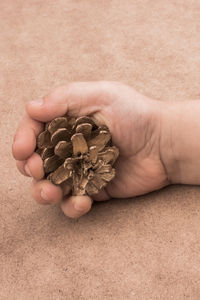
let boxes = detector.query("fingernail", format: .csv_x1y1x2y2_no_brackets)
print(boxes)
41,190,49,202
29,98,43,106
74,202,85,212
24,164,32,177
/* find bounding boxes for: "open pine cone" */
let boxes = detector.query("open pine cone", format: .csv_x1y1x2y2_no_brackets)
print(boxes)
36,116,119,196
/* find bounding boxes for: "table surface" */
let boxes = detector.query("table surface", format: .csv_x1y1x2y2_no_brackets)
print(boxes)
0,1,200,299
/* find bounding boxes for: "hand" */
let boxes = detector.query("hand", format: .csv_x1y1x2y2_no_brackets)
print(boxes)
12,81,169,218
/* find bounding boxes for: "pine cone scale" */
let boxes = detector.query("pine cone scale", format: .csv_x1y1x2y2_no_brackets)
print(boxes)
51,128,71,145
75,116,95,128
96,164,112,174
85,182,99,195
54,141,72,159
75,123,92,139
44,155,64,173
50,165,71,185
100,169,115,182
88,146,98,164
37,130,52,149
41,147,54,160
98,146,119,165
48,117,68,134
71,133,88,156
87,130,111,151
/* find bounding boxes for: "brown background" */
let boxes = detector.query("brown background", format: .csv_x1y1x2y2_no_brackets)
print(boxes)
0,0,200,299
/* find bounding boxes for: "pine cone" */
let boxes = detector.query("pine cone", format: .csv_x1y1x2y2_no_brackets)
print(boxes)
36,116,119,196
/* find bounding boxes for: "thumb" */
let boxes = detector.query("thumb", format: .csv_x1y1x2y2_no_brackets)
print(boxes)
26,81,109,122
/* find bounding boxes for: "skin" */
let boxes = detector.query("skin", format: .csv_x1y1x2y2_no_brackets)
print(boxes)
12,81,200,218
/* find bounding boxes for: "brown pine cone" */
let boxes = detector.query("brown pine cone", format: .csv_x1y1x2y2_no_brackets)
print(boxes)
36,116,119,196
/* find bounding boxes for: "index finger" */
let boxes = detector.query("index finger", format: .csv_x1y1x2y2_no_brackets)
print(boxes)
25,81,110,123
12,114,44,161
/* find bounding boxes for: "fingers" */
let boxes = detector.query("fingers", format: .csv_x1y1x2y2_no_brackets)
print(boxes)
26,81,110,123
31,177,108,217
61,189,110,218
16,152,44,180
16,160,28,177
32,178,92,218
31,180,63,205
13,114,43,161
61,195,92,218
25,153,44,179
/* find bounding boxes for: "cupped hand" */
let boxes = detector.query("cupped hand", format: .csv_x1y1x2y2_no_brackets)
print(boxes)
12,81,169,218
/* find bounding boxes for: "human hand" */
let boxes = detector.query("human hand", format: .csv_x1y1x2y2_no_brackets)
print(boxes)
12,81,169,218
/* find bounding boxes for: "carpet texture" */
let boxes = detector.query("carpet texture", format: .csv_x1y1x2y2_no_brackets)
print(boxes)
0,1,200,299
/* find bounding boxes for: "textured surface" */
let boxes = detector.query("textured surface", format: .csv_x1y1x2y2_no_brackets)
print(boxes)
0,1,200,299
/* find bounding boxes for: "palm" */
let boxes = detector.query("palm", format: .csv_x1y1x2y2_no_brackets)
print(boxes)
93,86,169,199
106,154,168,198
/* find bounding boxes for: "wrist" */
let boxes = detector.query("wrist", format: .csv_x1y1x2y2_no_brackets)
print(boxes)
159,100,200,185
159,101,181,184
